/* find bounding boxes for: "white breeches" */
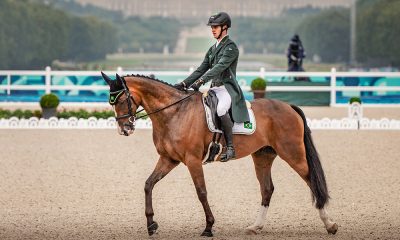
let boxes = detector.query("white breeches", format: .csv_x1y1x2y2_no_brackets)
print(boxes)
211,85,232,116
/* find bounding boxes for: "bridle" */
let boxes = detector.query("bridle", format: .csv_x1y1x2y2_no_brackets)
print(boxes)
110,77,197,133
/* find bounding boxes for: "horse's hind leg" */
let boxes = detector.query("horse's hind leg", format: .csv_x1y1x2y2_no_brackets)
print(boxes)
276,139,338,234
144,156,180,236
245,146,277,235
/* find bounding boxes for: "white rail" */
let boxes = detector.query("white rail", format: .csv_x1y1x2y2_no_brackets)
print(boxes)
1,67,400,107
1,117,400,130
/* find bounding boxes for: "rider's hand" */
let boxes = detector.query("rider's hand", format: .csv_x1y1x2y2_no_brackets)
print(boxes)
190,79,203,91
174,82,186,91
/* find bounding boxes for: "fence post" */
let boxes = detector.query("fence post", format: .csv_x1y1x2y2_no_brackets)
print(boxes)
7,74,11,95
260,67,265,79
330,68,337,107
117,66,123,76
45,66,51,94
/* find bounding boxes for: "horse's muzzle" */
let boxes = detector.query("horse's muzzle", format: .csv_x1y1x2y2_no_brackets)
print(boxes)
117,122,135,136
122,123,135,136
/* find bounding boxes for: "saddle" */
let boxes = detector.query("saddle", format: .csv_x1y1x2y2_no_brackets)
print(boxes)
202,90,256,135
202,90,256,164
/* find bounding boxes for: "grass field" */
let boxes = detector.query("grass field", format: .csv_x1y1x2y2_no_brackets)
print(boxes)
89,53,343,72
185,37,214,53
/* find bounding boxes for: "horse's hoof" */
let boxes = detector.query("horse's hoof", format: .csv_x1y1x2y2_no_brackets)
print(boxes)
245,226,261,235
327,223,338,235
201,230,213,237
245,228,258,235
147,221,158,236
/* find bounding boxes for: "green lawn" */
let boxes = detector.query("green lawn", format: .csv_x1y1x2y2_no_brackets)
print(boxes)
185,37,214,53
87,53,343,72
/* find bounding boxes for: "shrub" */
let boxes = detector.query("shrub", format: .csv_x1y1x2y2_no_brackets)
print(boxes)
33,110,42,118
12,109,35,118
91,110,115,119
0,109,40,119
40,93,60,109
251,77,267,91
0,108,148,119
57,109,115,119
0,109,12,118
349,97,362,104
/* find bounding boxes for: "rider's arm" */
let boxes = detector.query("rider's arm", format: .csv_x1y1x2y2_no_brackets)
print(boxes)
200,43,238,83
183,50,210,86
287,46,292,58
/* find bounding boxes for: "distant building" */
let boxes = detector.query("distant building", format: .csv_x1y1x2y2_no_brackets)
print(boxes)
75,0,351,18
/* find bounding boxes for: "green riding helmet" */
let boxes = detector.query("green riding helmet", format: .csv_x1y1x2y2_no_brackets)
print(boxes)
207,12,231,28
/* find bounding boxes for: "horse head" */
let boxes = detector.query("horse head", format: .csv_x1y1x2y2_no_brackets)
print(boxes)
101,72,140,136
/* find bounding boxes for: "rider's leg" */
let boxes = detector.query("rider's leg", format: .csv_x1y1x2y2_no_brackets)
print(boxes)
219,113,236,161
212,86,235,162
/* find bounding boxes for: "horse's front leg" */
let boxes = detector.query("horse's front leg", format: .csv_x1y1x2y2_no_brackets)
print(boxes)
186,156,215,237
144,156,179,236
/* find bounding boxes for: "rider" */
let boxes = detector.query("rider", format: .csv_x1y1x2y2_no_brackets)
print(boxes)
174,12,249,162
287,34,306,72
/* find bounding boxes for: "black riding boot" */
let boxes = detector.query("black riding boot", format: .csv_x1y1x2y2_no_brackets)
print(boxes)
219,114,236,162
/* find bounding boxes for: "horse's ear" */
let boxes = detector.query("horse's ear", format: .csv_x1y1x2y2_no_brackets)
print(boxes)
101,71,112,86
116,73,127,88
116,73,122,82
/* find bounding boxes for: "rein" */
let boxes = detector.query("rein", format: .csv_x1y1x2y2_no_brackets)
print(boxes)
111,79,197,123
134,91,197,120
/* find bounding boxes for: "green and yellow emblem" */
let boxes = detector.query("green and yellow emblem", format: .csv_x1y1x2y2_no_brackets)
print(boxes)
244,122,253,129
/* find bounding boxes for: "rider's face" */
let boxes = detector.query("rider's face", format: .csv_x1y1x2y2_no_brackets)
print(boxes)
211,26,222,39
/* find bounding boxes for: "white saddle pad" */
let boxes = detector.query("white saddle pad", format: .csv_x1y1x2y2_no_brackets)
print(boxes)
202,99,256,135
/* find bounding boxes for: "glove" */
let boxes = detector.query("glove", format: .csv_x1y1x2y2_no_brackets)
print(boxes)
190,79,204,91
174,82,186,91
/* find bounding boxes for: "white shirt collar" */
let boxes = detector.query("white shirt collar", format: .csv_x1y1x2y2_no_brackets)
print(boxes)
216,35,229,48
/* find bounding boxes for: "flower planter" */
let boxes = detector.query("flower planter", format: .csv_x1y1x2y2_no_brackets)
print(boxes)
40,93,60,119
253,90,266,99
42,108,57,119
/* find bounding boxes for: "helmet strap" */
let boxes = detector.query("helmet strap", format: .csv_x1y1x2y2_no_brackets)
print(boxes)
217,26,228,40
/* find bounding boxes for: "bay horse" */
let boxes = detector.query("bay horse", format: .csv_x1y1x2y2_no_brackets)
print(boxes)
101,73,338,237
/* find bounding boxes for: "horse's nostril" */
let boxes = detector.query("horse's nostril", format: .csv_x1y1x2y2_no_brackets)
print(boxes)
123,124,134,136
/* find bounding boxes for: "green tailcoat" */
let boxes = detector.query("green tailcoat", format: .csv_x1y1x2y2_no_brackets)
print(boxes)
183,36,250,123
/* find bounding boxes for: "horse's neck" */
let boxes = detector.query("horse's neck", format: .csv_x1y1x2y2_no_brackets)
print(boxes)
128,78,186,125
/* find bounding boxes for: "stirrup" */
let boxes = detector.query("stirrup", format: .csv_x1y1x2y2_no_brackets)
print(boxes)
220,146,236,162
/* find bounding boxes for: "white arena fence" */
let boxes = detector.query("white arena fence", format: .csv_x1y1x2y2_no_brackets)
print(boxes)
1,67,400,130
1,117,400,130
1,67,400,107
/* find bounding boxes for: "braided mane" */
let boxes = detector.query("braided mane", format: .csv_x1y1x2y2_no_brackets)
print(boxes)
124,74,176,88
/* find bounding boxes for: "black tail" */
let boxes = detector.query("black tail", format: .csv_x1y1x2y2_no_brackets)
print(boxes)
291,105,329,209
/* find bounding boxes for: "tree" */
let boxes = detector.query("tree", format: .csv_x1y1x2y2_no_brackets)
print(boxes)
117,16,180,53
231,16,302,54
295,0,400,67
357,0,400,67
66,16,117,61
0,0,117,69
296,8,350,63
